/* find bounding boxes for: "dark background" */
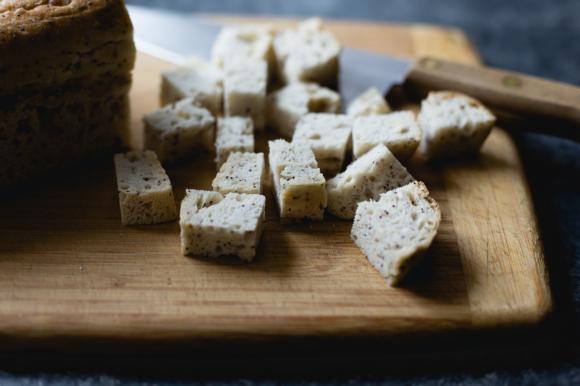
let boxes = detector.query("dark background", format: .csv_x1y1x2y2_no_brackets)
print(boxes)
2,0,579,384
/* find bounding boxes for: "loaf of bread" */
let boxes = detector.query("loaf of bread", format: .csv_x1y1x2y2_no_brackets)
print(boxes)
418,91,496,159
215,116,254,168
326,144,415,219
0,0,135,187
212,152,265,195
351,181,441,286
114,150,178,225
179,189,266,261
347,87,391,117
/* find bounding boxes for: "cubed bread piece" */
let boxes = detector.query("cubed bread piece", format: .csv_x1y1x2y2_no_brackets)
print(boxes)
214,116,254,167
143,98,215,164
114,150,178,225
212,25,275,79
179,190,266,261
292,113,353,176
273,18,341,87
267,83,341,138
277,165,327,223
268,139,318,192
418,91,496,159
212,152,265,195
347,87,391,117
327,144,415,219
223,59,267,130
160,64,222,115
353,111,421,161
351,181,441,286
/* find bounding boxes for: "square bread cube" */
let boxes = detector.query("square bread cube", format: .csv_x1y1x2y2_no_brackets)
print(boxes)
179,190,266,261
212,25,275,78
212,152,265,195
268,139,318,191
292,113,353,176
215,116,254,168
418,91,496,159
267,83,341,138
273,18,341,87
114,150,178,226
278,165,327,223
351,181,441,286
347,87,391,117
223,59,268,130
327,144,415,219
160,64,223,115
144,98,215,164
353,111,421,161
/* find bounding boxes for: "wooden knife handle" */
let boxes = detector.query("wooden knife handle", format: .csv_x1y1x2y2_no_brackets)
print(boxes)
405,57,580,142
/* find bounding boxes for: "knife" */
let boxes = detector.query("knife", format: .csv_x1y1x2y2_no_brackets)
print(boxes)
128,6,580,142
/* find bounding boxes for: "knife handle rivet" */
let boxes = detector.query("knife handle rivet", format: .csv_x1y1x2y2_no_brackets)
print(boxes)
420,58,440,70
502,75,522,88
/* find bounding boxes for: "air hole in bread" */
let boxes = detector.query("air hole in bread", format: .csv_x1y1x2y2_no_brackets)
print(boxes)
309,133,321,140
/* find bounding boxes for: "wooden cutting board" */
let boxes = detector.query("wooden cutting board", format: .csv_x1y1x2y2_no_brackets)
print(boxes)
0,18,552,352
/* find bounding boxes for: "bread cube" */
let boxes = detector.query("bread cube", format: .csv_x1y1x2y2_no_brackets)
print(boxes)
351,181,441,286
160,64,222,115
268,139,318,192
278,165,327,223
212,152,265,195
212,25,275,78
273,18,341,87
223,59,267,130
114,151,178,225
215,116,254,168
292,113,353,176
327,144,414,219
267,83,341,138
352,111,421,161
179,190,266,261
143,98,215,164
418,91,496,159
347,87,391,117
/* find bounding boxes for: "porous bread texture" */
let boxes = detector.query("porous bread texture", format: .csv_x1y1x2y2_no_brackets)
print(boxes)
114,150,178,226
418,91,496,159
211,25,275,79
352,111,421,161
143,98,215,164
214,116,254,168
212,152,265,195
179,190,266,261
273,18,341,87
223,59,268,130
160,64,223,115
347,87,391,117
277,165,327,223
351,181,441,286
292,113,353,176
266,82,341,138
326,144,415,219
268,139,318,192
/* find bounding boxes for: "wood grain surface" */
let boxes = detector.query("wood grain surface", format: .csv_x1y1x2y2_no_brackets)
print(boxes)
0,18,552,351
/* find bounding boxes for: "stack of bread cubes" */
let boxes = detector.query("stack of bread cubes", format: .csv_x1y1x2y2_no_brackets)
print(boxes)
114,18,496,286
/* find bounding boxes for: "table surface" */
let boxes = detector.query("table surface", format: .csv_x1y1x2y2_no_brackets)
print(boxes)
2,0,579,385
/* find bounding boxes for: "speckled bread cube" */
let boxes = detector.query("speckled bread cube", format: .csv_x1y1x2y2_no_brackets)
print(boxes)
326,144,415,219
278,165,327,223
223,59,267,130
114,150,178,226
212,25,275,78
351,181,441,286
268,139,318,192
292,113,353,176
352,111,421,161
273,18,341,87
418,91,496,159
143,98,215,164
160,64,222,115
347,87,391,117
179,190,266,261
212,152,265,195
266,83,341,138
215,116,254,168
